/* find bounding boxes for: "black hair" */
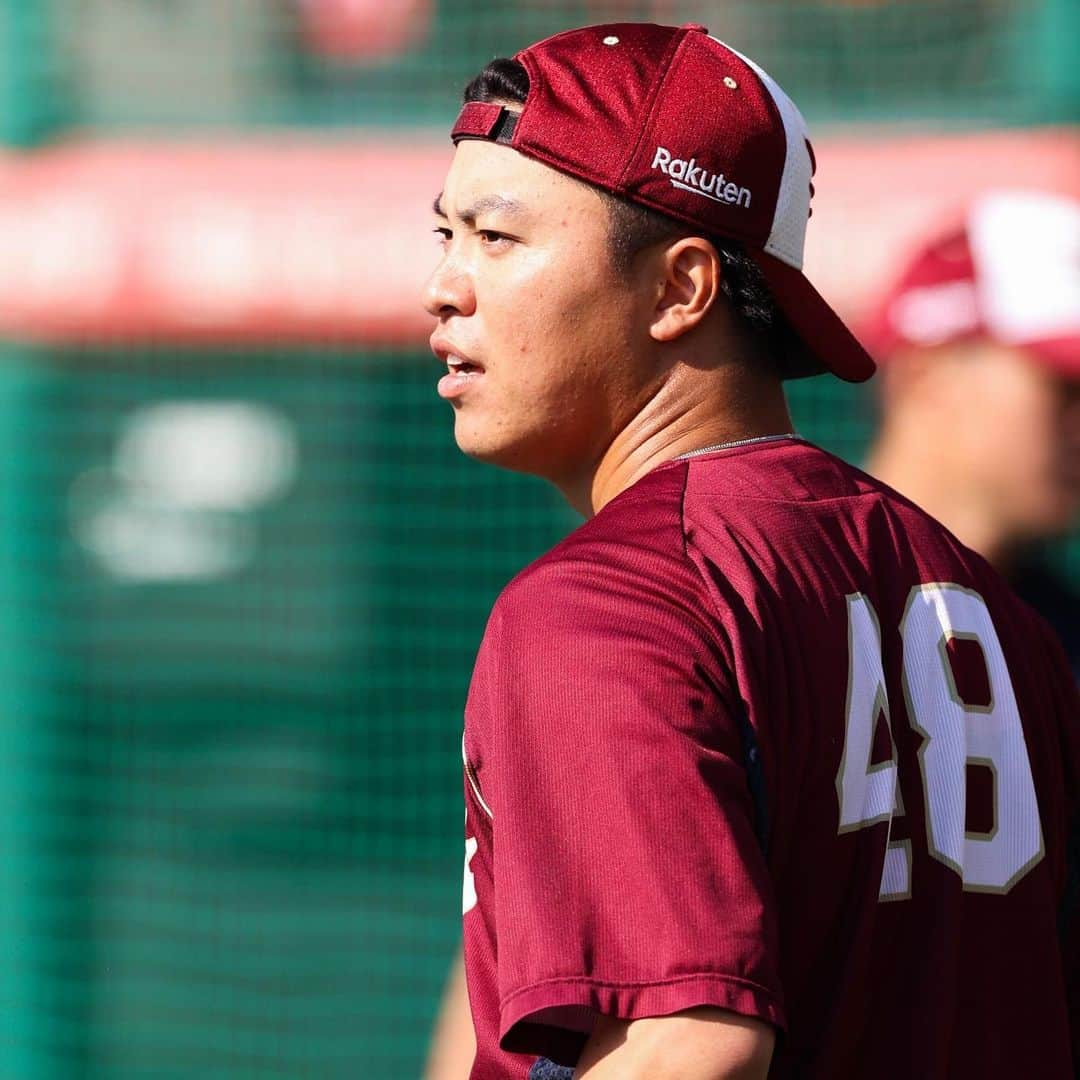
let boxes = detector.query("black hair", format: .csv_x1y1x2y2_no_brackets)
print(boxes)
462,58,818,380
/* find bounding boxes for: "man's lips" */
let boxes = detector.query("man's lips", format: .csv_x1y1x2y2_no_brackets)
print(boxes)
431,335,485,400
430,335,485,375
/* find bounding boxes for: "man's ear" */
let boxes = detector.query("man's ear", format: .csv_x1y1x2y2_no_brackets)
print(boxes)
649,237,722,343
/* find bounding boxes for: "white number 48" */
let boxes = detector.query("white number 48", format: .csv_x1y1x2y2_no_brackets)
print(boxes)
837,584,1044,901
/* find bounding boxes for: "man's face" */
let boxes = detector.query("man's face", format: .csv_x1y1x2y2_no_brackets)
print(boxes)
951,343,1080,540
423,138,656,484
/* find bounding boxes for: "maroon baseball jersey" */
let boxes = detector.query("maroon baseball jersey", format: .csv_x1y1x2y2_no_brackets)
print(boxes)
460,437,1079,1079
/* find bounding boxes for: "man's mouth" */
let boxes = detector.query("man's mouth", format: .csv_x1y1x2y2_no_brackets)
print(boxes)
430,332,485,372
446,355,483,376
436,348,485,400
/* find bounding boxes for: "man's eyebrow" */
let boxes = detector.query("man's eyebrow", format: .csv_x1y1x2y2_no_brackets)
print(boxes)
431,194,530,225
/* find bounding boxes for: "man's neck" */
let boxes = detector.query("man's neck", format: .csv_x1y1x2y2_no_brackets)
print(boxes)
561,365,795,518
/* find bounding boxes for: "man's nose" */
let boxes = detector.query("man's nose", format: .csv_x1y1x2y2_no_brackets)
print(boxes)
422,255,476,319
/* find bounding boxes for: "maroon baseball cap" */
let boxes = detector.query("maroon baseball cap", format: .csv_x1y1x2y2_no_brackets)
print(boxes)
450,22,875,383
861,190,1080,376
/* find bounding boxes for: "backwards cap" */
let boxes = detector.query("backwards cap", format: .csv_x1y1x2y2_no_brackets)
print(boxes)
861,190,1080,376
450,22,875,383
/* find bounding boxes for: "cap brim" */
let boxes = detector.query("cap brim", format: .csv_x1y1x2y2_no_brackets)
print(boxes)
753,253,877,383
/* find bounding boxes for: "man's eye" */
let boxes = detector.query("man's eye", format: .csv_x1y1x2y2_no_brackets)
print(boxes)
433,227,452,244
478,230,510,245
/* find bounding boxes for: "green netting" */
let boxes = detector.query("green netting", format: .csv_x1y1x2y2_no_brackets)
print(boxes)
0,351,1076,1077
1,0,1076,138
0,346,583,1078
0,345,891,1077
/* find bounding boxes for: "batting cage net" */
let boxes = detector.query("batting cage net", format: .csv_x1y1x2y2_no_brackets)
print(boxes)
0,2,1076,1077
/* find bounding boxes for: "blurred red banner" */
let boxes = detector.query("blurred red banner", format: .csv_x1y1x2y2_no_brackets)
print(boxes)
0,130,1075,347
0,139,447,346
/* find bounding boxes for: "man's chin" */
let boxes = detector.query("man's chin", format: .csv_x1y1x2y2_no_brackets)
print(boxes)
453,427,543,477
454,427,504,462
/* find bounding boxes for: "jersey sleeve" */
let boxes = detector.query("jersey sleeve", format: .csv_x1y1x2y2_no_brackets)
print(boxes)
465,549,785,1064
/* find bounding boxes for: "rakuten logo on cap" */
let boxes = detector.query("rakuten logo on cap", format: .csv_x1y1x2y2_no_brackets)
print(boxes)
651,146,752,208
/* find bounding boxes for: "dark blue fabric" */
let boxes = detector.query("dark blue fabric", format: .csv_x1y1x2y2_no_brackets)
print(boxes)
735,699,770,856
528,1058,574,1080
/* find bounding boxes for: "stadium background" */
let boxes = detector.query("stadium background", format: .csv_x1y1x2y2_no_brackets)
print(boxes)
0,2,1075,1077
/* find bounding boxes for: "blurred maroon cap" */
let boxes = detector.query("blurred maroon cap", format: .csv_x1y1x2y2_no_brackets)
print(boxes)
861,190,1080,377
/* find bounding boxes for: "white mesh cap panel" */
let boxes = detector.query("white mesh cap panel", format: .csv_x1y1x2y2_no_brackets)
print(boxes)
711,37,813,270
970,190,1080,344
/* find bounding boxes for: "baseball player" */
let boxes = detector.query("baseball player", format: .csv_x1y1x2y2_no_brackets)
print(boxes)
423,23,1079,1079
862,191,1080,676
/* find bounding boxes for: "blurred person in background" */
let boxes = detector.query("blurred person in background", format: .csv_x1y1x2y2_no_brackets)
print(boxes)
863,190,1080,676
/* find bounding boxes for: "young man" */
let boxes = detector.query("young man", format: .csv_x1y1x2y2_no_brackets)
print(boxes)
863,191,1080,676
423,23,1079,1080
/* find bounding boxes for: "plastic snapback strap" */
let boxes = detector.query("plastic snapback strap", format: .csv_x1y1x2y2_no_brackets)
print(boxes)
451,101,519,145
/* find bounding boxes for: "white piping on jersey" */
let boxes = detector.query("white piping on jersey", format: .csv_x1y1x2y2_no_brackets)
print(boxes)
463,733,494,820
675,432,802,460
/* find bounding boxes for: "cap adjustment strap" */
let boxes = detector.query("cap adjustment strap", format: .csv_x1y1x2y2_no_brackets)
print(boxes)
451,102,519,146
